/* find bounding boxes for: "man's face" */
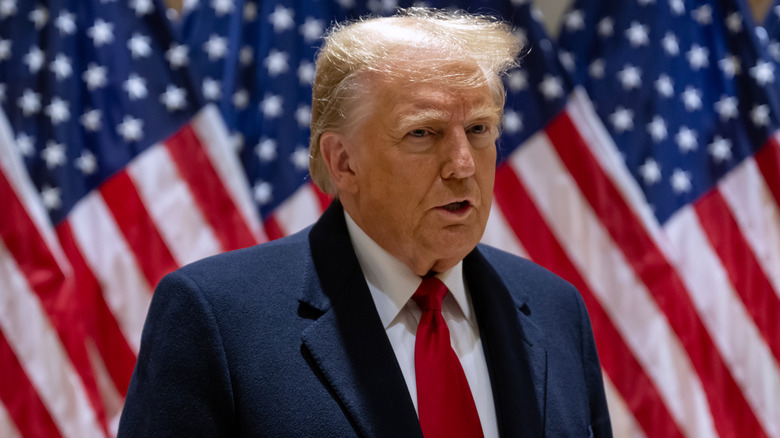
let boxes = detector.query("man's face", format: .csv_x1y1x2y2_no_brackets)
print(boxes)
342,76,499,276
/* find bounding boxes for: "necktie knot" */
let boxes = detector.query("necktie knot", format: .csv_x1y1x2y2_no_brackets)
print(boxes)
412,277,448,311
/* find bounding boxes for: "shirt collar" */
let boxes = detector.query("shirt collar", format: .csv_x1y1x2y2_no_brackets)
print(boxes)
344,211,473,329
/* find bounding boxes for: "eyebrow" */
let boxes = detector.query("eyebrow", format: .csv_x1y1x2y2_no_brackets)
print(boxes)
395,103,500,129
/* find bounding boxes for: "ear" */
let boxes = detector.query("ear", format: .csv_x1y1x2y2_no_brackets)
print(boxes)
320,132,359,195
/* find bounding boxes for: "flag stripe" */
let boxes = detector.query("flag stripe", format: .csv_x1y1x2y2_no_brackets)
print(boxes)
601,375,645,438
99,170,179,291
128,144,222,267
263,216,286,241
0,330,62,438
67,194,153,353
0,241,104,438
495,155,687,438
0,399,23,438
665,208,780,438
164,125,258,252
55,222,136,399
273,183,327,236
483,203,528,258
695,190,780,363
545,110,767,437
755,136,780,207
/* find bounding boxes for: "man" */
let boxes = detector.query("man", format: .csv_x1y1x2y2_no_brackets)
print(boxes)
119,8,612,437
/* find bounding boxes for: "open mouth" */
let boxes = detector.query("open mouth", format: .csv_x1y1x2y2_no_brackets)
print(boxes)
441,201,471,213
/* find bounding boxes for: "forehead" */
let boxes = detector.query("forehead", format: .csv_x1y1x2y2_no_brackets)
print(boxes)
376,79,499,123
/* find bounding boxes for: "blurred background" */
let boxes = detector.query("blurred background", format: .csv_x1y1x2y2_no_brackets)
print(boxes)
1,0,779,437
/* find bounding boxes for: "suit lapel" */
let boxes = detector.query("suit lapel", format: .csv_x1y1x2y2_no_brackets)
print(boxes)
300,201,423,438
464,248,547,437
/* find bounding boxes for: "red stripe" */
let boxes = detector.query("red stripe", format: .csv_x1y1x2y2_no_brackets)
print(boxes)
546,111,767,437
165,125,258,251
0,170,108,432
695,190,780,363
56,221,137,397
754,136,780,207
263,216,286,241
310,182,333,213
100,169,178,290
494,164,683,438
0,330,62,438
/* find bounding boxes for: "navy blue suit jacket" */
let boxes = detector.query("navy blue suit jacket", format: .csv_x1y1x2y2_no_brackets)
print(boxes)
119,201,612,437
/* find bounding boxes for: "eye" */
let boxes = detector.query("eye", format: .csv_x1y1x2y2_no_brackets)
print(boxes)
409,129,429,138
468,124,488,134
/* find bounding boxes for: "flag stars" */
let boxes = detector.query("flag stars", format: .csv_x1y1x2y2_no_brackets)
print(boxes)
617,64,642,90
681,86,702,112
708,136,732,163
686,44,709,70
503,110,523,134
750,61,774,86
243,1,257,22
80,109,102,131
255,138,277,162
17,89,42,116
40,185,62,211
202,77,221,101
41,141,66,168
88,19,114,47
130,0,154,16
675,126,698,152
16,133,34,157
160,85,187,111
300,17,324,42
0,39,10,62
264,50,289,76
669,0,685,15
268,5,294,32
609,106,634,133
646,116,667,142
563,10,585,33
23,46,45,73
83,63,108,90
211,0,234,16
45,97,70,125
253,180,273,206
597,17,614,38
558,51,575,72
50,54,72,80
719,55,741,78
204,34,228,61
291,147,310,171
638,157,661,185
117,115,143,142
662,32,679,56
233,89,249,109
507,70,528,92
75,150,97,175
726,12,742,33
166,44,190,69
538,75,564,100
625,21,649,47
298,61,315,85
0,0,16,18
670,168,692,194
261,94,284,118
29,6,48,29
240,46,254,66
124,73,148,100
692,5,713,25
655,74,674,97
751,104,770,127
589,59,605,79
55,11,76,35
714,95,738,121
128,33,152,58
295,105,311,128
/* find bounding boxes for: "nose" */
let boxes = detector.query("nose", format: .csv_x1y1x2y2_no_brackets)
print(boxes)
441,129,476,180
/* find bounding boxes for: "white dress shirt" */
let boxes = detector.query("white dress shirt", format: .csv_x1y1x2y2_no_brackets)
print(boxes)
344,212,498,437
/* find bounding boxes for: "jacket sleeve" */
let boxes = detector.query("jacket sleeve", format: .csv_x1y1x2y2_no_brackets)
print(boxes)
117,270,236,437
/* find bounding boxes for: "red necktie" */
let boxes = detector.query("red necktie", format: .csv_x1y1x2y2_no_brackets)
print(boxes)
412,277,484,438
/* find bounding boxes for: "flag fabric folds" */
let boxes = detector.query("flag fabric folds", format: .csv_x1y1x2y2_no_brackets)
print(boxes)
0,0,260,436
2,0,780,437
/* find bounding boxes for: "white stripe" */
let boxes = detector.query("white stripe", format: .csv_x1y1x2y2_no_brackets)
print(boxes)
128,143,222,266
0,109,70,272
0,241,104,438
602,374,646,438
665,208,780,437
190,105,265,243
0,401,23,438
272,183,324,236
511,131,717,438
482,201,528,258
68,193,152,353
719,156,780,297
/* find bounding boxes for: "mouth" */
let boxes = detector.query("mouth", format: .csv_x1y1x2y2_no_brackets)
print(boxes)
438,200,472,214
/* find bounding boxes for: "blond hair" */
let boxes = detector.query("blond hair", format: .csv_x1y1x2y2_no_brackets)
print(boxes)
308,7,522,194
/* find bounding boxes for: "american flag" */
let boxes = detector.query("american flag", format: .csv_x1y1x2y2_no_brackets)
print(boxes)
2,0,779,437
0,0,261,436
